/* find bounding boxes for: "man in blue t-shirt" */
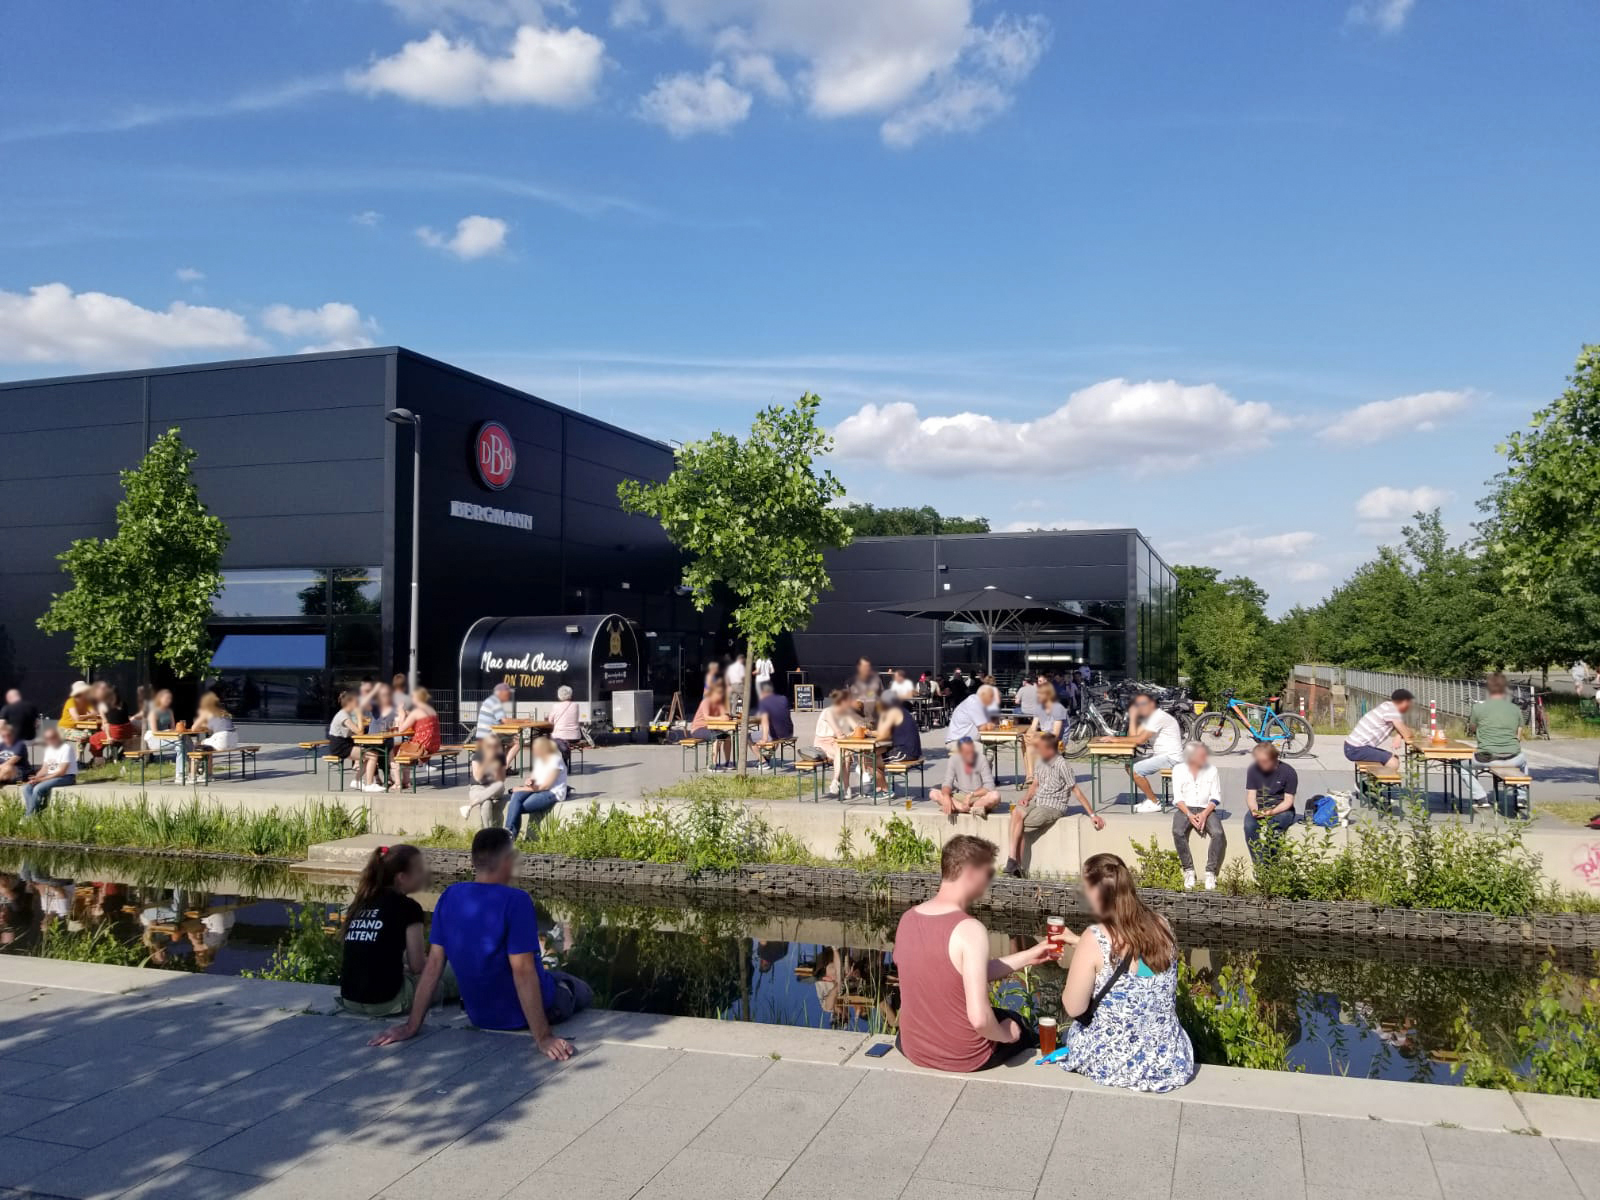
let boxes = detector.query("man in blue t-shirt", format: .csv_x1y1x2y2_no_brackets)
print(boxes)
750,682,794,771
371,827,592,1059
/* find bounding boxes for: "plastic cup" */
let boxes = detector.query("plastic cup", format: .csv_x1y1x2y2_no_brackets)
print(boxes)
1038,1018,1058,1056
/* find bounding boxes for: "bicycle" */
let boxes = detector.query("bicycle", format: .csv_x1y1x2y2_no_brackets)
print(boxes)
1521,690,1550,740
1192,692,1315,757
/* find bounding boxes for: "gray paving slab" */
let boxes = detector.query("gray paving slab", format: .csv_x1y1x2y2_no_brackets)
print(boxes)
0,1134,80,1189
752,1058,867,1099
501,1171,639,1200
902,1182,1034,1200
16,1071,232,1149
915,1105,1064,1192
690,1080,856,1160
1555,1139,1600,1200
1174,1100,1306,1200
114,1164,263,1200
1049,1089,1183,1167
228,1143,431,1200
170,1062,337,1127
624,1047,771,1110
541,1096,720,1188
0,1095,72,1138
634,1147,793,1199
1299,1115,1442,1197
373,1121,578,1200
186,1098,376,1178
18,1116,238,1200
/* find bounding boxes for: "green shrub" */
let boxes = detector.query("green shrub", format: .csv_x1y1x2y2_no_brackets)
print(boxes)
862,815,938,872
1455,958,1600,1098
0,795,366,858
1177,958,1298,1073
1130,836,1184,891
37,922,158,968
243,905,343,985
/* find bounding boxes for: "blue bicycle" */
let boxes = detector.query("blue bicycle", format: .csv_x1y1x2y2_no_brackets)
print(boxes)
1192,691,1314,758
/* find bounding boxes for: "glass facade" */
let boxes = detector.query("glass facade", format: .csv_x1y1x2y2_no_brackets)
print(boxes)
208,566,382,721
1134,536,1177,684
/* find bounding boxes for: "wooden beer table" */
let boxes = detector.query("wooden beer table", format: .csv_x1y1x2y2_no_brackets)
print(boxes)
978,726,1027,789
1085,736,1140,809
835,733,891,802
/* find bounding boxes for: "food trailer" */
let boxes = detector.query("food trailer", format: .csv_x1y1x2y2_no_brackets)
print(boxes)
457,614,644,732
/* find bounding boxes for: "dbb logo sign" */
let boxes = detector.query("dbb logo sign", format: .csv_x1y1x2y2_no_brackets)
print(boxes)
475,421,516,491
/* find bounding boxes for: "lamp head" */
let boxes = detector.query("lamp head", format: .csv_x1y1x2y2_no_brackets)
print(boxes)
386,407,417,425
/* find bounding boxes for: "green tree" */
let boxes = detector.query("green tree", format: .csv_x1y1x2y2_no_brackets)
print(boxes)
38,428,228,682
839,502,988,537
1175,566,1282,701
619,395,852,773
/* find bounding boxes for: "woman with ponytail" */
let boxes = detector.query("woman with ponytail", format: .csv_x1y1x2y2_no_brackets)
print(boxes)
1056,852,1193,1091
337,843,430,1017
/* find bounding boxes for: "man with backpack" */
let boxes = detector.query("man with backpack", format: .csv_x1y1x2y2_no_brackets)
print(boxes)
1242,742,1298,863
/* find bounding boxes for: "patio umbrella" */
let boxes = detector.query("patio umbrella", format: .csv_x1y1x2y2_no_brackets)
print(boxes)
870,586,1105,676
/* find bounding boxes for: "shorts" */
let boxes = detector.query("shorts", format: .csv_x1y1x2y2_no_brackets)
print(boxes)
327,735,355,760
1020,803,1064,832
1133,752,1182,778
885,749,913,763
1343,742,1393,764
689,728,721,742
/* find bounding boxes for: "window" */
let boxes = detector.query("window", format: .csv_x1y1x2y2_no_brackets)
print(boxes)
211,634,327,669
331,567,382,615
215,569,327,618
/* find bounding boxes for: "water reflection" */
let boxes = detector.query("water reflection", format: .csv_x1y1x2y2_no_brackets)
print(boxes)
1,847,1592,1089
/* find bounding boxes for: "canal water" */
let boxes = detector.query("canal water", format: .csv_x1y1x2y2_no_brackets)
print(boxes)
2,848,1592,1088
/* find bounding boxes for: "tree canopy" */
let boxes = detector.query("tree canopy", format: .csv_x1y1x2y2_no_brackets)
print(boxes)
839,503,989,537
38,428,228,680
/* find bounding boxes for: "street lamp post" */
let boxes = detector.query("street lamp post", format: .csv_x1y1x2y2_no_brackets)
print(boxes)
386,408,421,692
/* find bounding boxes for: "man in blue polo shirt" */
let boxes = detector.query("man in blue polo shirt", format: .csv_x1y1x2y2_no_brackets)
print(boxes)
371,827,591,1059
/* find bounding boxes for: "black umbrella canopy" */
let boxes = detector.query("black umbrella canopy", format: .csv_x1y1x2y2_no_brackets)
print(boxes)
871,586,1104,675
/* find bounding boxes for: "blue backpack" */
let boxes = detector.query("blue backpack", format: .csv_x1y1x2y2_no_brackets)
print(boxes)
1308,794,1340,828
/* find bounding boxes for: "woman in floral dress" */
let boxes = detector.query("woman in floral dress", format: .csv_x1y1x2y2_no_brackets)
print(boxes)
1057,852,1194,1092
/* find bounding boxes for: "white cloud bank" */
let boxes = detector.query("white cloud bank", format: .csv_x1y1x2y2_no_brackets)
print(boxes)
0,282,378,366
1355,484,1452,522
831,378,1287,473
1346,0,1416,34
349,23,606,108
175,267,205,283
1319,389,1470,444
633,1,1051,145
416,214,510,258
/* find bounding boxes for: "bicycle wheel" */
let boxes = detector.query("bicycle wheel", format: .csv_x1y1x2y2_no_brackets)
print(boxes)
1268,713,1315,758
1063,718,1094,758
1193,712,1240,755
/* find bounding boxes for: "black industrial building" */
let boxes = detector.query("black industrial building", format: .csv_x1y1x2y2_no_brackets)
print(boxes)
0,348,721,724
792,530,1177,692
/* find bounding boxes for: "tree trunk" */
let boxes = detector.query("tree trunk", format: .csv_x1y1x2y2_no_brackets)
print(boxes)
737,637,756,776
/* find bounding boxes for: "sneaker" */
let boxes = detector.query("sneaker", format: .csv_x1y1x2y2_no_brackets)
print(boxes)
458,804,474,820
973,805,988,820
1133,799,1163,814
1204,872,1217,891
1182,869,1196,890
1003,859,1025,879
362,782,385,793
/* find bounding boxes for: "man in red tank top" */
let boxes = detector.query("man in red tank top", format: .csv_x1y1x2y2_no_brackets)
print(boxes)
894,835,1054,1072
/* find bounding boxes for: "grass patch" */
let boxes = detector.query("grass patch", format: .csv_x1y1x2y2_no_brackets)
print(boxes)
645,772,805,804
1542,694,1600,739
77,760,177,785
1539,799,1600,827
0,793,366,858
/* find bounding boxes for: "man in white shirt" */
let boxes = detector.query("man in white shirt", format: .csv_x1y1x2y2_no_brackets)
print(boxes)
22,727,77,816
1127,691,1184,814
1572,661,1589,697
946,685,1000,748
1170,741,1225,890
726,655,747,710
474,683,512,741
754,656,774,689
1342,689,1415,770
890,669,916,700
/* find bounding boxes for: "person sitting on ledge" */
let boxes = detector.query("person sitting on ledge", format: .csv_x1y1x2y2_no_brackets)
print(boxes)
1055,852,1194,1092
462,735,509,828
0,720,29,788
338,844,456,1018
1170,740,1225,890
1005,731,1101,878
929,735,1001,818
894,834,1054,1072
371,827,591,1058
21,727,76,817
505,736,569,838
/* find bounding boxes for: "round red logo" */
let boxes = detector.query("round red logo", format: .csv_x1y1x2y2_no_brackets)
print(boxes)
475,421,515,491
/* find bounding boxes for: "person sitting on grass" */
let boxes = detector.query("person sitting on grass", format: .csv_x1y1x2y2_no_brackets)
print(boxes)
1005,732,1101,878
930,736,1001,819
338,844,453,1017
1170,740,1225,890
1341,688,1415,771
505,737,569,839
1243,742,1298,863
371,827,591,1058
893,834,1055,1072
0,721,29,787
20,727,75,817
750,680,794,772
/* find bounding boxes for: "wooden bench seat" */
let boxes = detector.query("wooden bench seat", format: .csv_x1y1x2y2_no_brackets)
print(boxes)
299,739,330,773
882,757,926,804
793,757,825,803
1486,762,1533,818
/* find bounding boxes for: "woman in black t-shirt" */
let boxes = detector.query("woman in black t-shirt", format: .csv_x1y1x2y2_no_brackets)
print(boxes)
338,844,430,1017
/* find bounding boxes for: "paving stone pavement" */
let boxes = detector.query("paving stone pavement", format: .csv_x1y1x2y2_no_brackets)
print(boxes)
0,965,1595,1200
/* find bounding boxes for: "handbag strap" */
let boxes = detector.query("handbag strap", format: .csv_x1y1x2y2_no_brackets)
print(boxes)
1077,949,1134,1026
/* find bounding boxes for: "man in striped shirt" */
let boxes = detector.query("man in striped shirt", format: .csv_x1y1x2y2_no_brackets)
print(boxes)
474,683,513,741
1342,689,1415,770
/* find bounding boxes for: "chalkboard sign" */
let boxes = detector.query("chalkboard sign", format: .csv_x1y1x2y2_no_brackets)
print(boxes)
794,684,816,711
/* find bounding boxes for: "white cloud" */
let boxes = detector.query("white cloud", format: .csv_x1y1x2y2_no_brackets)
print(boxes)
353,209,384,226
175,267,205,283
1346,0,1415,34
1288,562,1332,583
639,65,753,136
610,0,649,28
1319,389,1470,444
0,282,262,365
349,23,605,108
637,1,1050,145
416,214,511,259
998,518,1105,533
1186,529,1321,564
1355,484,1452,522
831,378,1287,474
382,0,556,28
259,302,380,352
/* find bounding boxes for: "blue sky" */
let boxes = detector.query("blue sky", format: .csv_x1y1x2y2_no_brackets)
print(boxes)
3,0,1597,612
